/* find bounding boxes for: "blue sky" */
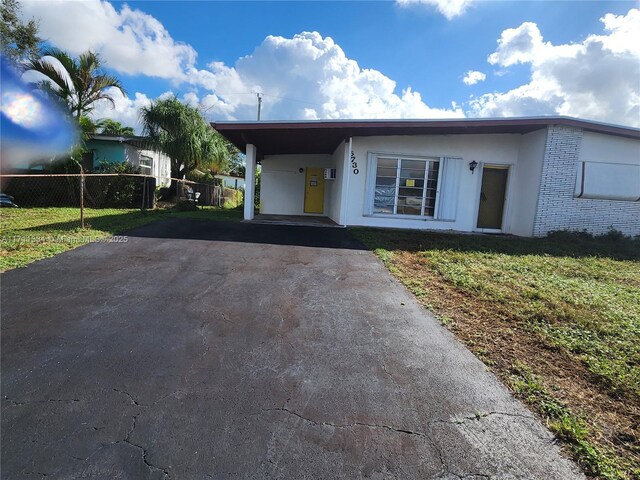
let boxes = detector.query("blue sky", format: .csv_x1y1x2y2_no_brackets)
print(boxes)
121,1,630,106
21,0,640,128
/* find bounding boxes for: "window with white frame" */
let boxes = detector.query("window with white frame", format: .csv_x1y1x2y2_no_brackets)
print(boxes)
139,155,153,173
373,155,440,217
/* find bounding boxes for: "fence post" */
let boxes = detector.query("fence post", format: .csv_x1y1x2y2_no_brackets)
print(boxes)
141,176,146,212
79,167,85,229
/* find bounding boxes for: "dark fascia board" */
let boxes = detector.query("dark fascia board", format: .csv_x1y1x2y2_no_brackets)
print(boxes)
88,134,151,149
216,116,640,154
88,134,147,142
215,116,640,156
213,116,639,136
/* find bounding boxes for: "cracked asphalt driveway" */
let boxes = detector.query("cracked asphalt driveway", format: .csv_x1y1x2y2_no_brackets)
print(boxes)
1,218,583,479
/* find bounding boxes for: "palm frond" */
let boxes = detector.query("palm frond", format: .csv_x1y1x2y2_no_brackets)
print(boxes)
23,56,73,94
39,47,78,76
24,48,125,119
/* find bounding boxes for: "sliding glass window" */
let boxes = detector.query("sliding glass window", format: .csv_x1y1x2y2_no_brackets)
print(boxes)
373,156,439,217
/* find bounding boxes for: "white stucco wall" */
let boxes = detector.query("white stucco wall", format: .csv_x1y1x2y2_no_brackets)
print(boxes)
327,142,347,224
215,175,245,189
345,133,531,233
259,154,334,215
123,144,138,166
155,152,172,187
510,129,547,236
123,145,171,187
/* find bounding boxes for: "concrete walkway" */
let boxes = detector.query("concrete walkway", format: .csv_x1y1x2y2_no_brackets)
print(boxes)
1,219,583,479
249,214,341,228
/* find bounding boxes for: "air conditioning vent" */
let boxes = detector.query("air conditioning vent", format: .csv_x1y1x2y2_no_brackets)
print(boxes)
324,168,337,180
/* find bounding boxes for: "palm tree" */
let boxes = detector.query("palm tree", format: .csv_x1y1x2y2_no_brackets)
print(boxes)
139,96,230,196
24,47,125,119
100,119,135,136
78,115,104,141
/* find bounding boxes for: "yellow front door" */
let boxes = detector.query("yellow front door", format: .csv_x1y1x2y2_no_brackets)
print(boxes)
304,167,325,214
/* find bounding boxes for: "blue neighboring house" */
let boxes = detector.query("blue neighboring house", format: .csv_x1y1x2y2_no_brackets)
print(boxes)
84,134,172,186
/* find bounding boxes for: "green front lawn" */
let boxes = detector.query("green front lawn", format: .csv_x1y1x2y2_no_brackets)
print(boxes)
0,206,243,271
352,228,640,480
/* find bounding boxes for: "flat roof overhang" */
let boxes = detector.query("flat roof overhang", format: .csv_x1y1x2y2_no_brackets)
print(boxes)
88,134,149,149
212,116,640,156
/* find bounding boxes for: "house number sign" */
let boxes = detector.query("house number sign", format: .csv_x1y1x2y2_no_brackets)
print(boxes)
351,150,359,175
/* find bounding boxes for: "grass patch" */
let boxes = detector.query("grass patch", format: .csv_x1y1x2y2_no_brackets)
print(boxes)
509,363,626,479
0,206,243,271
352,228,640,479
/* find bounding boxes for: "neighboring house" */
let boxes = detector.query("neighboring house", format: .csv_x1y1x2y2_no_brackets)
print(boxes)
84,134,171,187
215,174,245,190
214,117,640,237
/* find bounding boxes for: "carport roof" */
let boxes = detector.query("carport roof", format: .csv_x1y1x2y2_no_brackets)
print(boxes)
212,116,640,155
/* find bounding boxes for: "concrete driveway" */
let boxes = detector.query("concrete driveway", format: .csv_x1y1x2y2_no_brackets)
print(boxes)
1,219,583,479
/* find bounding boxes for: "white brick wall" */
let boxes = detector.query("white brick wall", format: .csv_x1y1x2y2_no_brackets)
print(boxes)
533,125,640,237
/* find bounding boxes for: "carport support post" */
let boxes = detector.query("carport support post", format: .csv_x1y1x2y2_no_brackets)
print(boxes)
244,143,257,220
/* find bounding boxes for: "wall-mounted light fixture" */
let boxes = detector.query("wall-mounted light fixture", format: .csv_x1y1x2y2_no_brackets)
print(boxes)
469,160,478,174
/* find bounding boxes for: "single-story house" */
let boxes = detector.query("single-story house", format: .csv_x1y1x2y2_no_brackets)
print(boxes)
215,174,245,190
84,134,171,187
214,117,640,237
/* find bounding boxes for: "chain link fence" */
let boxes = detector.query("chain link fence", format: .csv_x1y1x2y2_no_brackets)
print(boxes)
0,173,242,226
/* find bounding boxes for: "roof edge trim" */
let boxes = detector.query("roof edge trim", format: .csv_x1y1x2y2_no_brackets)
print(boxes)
212,116,640,139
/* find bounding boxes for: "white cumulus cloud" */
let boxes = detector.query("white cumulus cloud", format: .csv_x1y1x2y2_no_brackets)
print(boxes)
90,89,152,132
396,0,474,19
470,8,640,126
19,0,464,123
188,31,464,121
462,70,486,85
21,0,196,81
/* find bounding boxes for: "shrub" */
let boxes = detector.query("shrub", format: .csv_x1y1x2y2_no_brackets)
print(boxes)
223,188,243,208
83,161,143,208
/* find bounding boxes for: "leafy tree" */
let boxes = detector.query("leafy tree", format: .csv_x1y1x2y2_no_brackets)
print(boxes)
24,48,125,119
139,96,233,195
78,115,105,138
226,153,245,177
100,119,135,136
0,0,41,63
